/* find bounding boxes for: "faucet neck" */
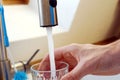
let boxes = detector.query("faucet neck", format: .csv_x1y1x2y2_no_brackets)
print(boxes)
0,6,11,80
0,15,8,61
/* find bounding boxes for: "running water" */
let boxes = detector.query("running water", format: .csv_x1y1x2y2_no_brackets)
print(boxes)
46,27,56,80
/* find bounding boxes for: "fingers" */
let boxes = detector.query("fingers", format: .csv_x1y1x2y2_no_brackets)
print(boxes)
38,47,65,70
38,45,76,71
38,54,49,70
61,63,86,80
54,48,64,61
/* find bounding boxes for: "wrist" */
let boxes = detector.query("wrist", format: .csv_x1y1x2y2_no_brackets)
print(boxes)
106,39,120,56
98,39,120,74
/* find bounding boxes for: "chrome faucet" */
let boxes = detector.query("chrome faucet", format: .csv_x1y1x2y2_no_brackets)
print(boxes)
0,6,11,80
37,0,58,27
0,7,40,79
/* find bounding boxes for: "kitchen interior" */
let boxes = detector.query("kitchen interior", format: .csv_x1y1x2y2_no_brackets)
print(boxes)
0,0,120,80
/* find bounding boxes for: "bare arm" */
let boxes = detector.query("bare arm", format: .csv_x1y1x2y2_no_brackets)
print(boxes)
39,39,120,80
93,39,120,75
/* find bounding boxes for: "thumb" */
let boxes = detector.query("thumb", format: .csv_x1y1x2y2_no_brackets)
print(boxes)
61,63,86,80
60,72,77,80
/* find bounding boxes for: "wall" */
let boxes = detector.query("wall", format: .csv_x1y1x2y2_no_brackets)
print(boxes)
69,0,119,43
4,0,119,65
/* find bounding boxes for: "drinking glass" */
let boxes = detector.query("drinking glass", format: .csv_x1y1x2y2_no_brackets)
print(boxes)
31,61,69,80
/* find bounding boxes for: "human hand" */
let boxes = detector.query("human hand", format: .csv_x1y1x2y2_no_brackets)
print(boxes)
38,43,119,80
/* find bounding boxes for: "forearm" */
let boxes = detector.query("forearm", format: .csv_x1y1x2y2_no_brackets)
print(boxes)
95,39,120,75
108,39,120,53
107,39,120,74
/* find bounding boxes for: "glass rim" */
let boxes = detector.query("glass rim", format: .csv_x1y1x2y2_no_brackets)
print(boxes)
31,61,69,73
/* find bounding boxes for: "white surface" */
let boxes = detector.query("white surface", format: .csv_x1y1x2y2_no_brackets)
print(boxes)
28,73,120,80
57,0,80,30
82,74,120,80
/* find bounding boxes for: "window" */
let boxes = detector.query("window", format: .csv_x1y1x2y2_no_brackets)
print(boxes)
3,0,29,5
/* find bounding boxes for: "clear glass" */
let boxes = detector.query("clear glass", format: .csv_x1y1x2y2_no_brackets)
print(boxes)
31,61,69,80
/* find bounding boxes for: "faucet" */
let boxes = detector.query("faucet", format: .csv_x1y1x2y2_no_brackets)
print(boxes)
0,0,59,79
0,5,40,79
0,5,11,80
37,0,58,27
0,12,39,80
0,14,11,80
0,9,40,79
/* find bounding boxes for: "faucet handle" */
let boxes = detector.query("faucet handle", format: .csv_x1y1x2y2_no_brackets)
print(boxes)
26,49,40,65
13,49,40,72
